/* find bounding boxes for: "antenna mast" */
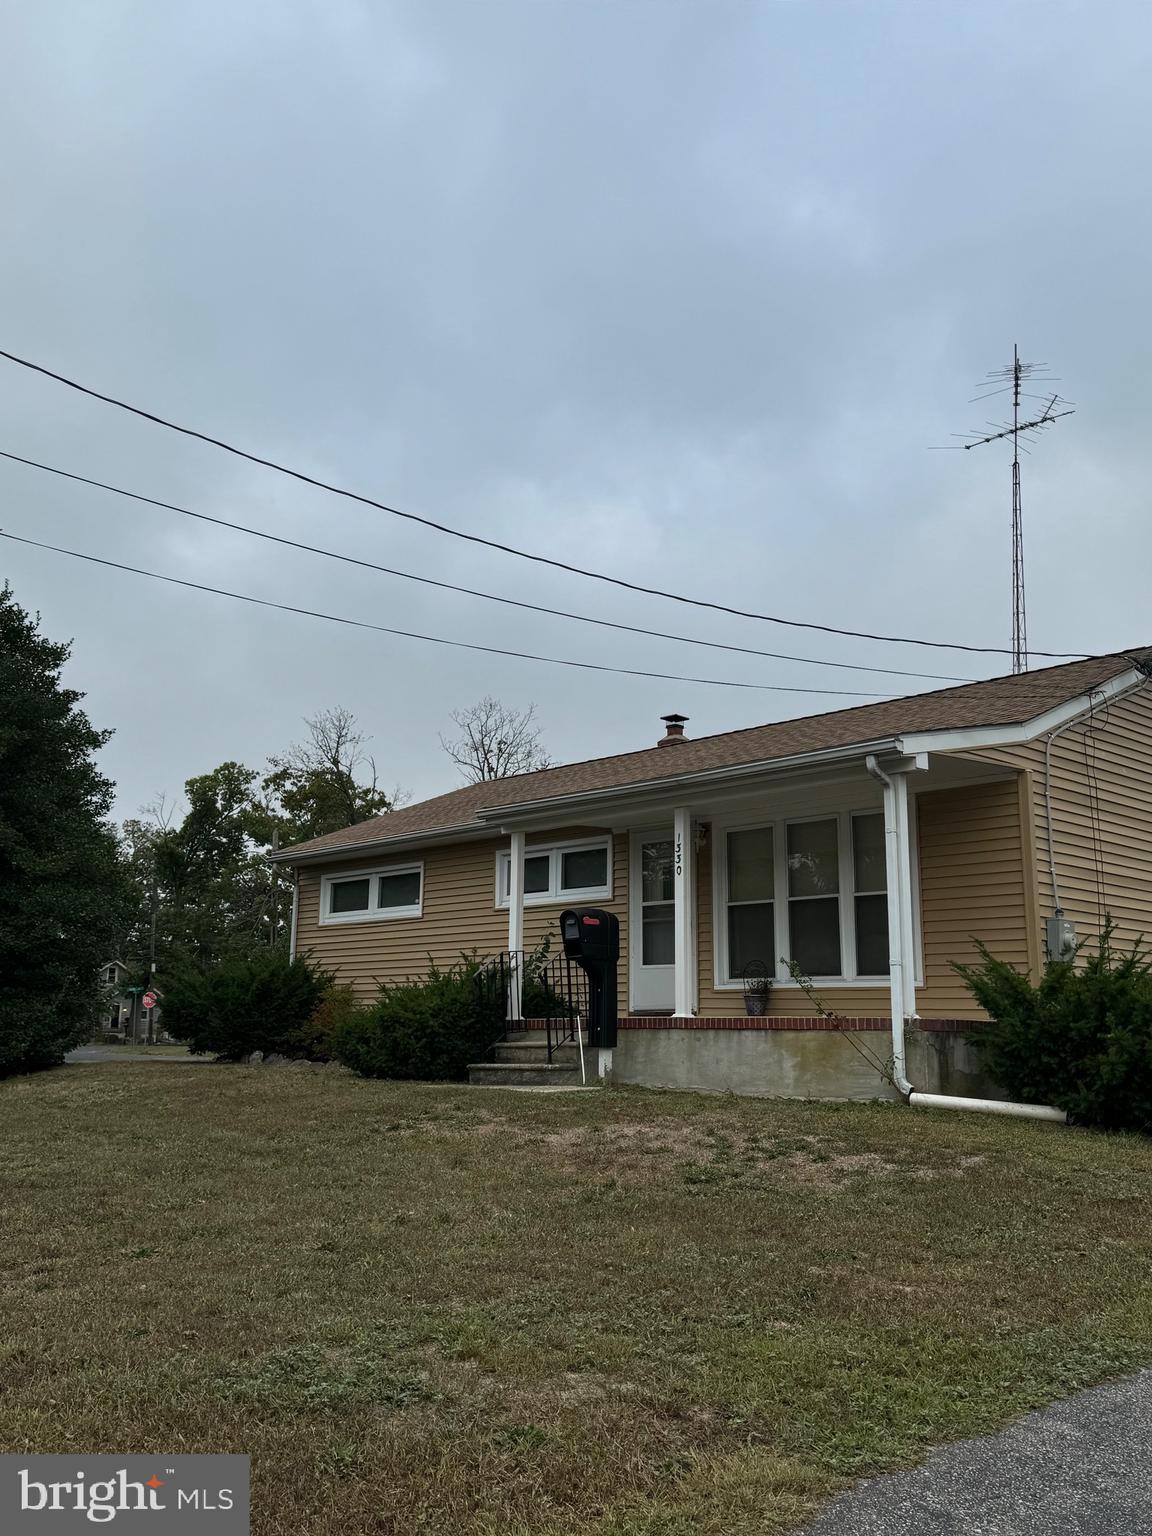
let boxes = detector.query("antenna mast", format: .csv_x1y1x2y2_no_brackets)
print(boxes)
935,346,1074,673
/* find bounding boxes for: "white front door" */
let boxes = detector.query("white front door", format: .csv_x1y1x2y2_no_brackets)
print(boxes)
629,831,675,1012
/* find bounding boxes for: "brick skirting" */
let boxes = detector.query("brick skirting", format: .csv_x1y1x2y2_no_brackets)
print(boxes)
518,1015,983,1033
617,1015,983,1032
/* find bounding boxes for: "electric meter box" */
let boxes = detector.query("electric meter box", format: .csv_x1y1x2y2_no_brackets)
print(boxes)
1045,914,1077,961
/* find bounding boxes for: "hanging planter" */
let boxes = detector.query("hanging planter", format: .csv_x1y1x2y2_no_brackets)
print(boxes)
741,961,772,1017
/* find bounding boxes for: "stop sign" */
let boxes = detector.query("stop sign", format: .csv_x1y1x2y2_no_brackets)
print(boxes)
142,990,158,1010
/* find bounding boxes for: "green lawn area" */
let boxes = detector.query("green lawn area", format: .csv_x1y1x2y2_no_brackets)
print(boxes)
4,1066,1152,1535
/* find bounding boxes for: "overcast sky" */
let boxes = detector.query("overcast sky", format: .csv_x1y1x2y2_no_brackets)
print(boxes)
2,0,1149,822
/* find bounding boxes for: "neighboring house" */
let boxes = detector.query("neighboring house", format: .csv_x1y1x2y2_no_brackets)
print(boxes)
272,650,1152,1101
98,960,131,1038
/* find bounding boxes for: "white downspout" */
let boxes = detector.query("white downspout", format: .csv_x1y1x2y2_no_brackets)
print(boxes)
893,769,920,1027
866,755,914,1098
866,753,1067,1125
288,869,300,962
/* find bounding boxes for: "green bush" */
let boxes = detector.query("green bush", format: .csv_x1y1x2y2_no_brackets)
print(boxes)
304,984,365,1061
954,923,1152,1131
332,955,505,1081
0,996,96,1076
163,949,335,1060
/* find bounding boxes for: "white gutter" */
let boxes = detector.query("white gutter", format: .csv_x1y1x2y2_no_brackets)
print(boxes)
288,869,299,961
270,821,498,867
478,737,903,824
865,753,1067,1126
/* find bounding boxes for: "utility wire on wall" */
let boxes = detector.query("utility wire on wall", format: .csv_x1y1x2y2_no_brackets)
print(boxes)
0,346,1087,660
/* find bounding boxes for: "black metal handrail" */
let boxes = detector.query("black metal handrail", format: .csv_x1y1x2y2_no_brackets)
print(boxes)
474,948,589,1062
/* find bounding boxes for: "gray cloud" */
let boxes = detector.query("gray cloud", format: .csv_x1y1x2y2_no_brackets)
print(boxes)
0,0,1147,820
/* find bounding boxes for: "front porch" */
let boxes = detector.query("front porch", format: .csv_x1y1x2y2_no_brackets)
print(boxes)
480,748,1023,1100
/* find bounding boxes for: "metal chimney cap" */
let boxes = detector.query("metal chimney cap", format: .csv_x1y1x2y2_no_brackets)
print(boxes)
657,713,689,747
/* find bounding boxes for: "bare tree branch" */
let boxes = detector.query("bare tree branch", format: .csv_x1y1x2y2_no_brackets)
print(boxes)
440,697,553,783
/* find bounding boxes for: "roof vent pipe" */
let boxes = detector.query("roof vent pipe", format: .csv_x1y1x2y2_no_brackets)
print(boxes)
658,713,689,747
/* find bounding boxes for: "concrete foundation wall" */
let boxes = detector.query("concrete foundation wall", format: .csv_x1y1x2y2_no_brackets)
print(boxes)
612,1026,1006,1102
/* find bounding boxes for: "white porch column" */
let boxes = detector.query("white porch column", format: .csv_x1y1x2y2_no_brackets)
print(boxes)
507,829,525,1023
673,807,697,1018
867,753,925,1097
892,772,919,1023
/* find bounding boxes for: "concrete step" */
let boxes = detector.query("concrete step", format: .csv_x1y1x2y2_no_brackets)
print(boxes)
503,1029,590,1046
467,1060,596,1088
492,1041,588,1067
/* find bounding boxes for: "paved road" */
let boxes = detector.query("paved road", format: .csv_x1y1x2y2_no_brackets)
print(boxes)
800,1370,1152,1535
66,1045,205,1063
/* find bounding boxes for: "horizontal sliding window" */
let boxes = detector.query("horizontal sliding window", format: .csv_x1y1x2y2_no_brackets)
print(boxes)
330,877,372,915
717,808,895,984
498,838,612,908
321,863,423,923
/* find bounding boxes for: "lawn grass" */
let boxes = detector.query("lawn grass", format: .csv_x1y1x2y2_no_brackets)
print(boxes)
3,1065,1152,1534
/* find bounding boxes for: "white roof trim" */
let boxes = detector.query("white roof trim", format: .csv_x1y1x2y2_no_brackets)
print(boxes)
898,668,1146,755
473,738,903,824
271,822,498,866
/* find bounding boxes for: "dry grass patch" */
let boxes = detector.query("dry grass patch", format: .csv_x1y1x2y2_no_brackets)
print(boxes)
2,1066,1152,1534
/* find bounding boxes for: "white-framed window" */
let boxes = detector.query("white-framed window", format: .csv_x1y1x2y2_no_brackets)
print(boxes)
496,837,612,908
715,810,891,986
319,862,424,924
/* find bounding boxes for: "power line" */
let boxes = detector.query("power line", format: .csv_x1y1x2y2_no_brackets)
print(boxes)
0,447,977,685
0,529,897,698
0,346,1087,661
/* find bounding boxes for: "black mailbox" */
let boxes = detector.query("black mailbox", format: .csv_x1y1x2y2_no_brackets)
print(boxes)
559,907,620,1049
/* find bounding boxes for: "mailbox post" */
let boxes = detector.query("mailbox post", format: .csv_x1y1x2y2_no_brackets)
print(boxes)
559,907,620,1074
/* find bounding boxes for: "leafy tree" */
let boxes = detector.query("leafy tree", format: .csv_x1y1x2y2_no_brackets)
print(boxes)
440,697,552,783
129,708,397,974
0,585,134,1073
150,762,277,963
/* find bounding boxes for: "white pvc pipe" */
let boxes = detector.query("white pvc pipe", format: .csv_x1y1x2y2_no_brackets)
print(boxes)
910,1091,1066,1123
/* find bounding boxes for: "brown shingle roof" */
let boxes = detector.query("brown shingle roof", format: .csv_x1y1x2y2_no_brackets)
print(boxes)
280,648,1151,860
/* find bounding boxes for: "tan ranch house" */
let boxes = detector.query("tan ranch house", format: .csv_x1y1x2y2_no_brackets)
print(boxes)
273,650,1152,1101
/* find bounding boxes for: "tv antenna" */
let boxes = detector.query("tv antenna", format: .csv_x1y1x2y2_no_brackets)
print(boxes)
933,346,1074,673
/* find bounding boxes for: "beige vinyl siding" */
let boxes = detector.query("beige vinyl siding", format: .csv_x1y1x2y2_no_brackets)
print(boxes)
295,826,627,1003
914,780,1031,1018
966,681,1152,954
295,838,504,996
